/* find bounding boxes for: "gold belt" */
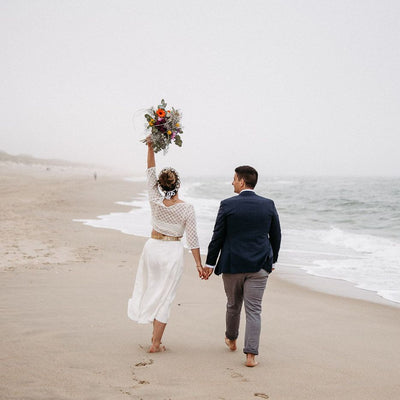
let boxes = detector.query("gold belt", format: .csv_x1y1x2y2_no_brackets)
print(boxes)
151,232,181,241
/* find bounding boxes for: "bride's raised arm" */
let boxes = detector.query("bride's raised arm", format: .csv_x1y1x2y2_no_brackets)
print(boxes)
146,137,155,169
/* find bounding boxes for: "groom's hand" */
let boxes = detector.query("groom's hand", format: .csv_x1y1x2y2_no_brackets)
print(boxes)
202,266,214,280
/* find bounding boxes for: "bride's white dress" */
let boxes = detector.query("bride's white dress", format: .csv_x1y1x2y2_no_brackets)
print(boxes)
127,167,199,324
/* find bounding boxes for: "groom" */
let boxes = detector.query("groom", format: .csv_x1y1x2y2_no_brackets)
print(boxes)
203,166,281,367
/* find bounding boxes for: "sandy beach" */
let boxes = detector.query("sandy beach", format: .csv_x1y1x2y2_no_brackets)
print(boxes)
1,159,400,400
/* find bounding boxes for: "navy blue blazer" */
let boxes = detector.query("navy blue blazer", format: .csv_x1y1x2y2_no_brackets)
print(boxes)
206,191,281,275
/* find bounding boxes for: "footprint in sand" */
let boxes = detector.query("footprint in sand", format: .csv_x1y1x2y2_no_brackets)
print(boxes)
230,370,242,378
227,368,248,381
135,359,154,367
131,370,150,386
130,358,154,388
254,393,269,399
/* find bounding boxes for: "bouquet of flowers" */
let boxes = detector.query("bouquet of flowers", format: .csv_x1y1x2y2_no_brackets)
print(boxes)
142,99,183,153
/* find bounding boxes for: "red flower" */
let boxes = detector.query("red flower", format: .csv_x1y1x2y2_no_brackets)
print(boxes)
156,109,166,118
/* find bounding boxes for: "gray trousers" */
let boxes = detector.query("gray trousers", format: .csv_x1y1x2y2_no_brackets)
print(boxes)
222,269,269,355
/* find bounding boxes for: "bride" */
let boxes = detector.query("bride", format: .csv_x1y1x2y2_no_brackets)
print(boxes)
127,137,204,352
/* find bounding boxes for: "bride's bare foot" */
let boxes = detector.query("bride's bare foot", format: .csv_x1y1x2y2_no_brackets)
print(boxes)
148,344,166,353
225,337,237,351
245,354,258,367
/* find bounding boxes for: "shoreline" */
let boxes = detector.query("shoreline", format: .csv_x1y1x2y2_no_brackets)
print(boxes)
65,161,400,309
2,161,400,399
78,224,400,309
73,204,400,310
277,264,400,309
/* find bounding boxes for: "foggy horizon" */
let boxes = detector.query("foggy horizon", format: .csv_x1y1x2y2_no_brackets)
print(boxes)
1,1,399,178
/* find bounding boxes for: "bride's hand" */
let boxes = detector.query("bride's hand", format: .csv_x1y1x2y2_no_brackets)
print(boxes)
202,266,213,280
196,265,205,279
147,136,155,167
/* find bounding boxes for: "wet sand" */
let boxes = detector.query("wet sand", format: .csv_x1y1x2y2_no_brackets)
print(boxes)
1,161,400,400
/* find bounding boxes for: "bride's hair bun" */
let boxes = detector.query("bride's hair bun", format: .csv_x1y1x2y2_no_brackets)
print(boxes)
158,168,181,193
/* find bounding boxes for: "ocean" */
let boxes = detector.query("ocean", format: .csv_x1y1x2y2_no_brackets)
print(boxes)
76,175,400,305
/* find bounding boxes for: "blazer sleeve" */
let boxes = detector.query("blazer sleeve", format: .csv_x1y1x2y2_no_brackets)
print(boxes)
205,201,227,266
269,202,281,263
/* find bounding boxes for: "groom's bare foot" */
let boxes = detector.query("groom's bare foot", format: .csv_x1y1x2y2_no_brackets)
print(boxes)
148,344,166,353
225,337,237,351
245,354,258,367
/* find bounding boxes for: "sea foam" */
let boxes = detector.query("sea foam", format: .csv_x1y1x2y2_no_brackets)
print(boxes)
75,176,400,305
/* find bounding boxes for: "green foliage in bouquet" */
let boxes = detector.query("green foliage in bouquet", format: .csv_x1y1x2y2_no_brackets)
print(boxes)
143,99,183,153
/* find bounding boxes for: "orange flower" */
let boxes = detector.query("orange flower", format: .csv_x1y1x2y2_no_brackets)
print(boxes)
167,130,172,135
156,109,166,118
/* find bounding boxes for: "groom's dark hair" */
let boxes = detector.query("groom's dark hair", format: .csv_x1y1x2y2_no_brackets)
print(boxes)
235,166,258,189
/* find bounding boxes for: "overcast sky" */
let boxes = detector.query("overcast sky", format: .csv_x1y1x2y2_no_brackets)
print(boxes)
1,0,399,177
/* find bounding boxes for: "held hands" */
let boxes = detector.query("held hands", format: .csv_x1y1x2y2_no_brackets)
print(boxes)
203,266,214,280
201,266,214,280
196,265,205,279
196,265,213,280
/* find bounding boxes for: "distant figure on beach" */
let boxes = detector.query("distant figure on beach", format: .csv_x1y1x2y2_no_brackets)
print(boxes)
203,166,281,367
127,138,203,352
93,171,97,181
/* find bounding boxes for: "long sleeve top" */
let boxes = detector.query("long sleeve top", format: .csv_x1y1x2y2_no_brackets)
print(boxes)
147,167,200,249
